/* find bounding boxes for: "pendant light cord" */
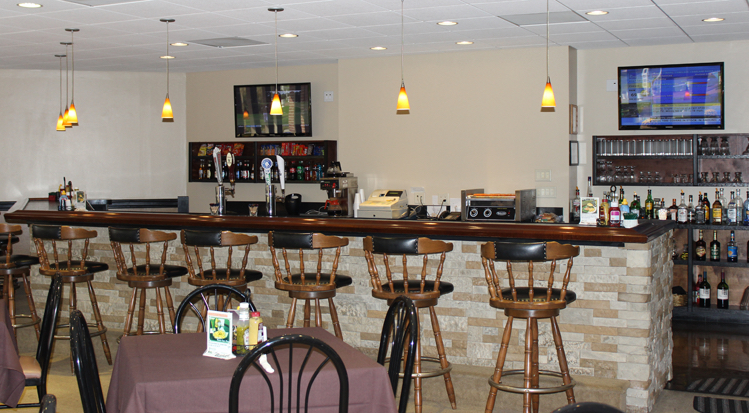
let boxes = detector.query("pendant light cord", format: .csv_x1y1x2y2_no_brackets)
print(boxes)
71,32,74,99
546,0,550,81
274,10,279,93
65,45,69,108
59,56,64,113
166,21,170,95
400,0,405,84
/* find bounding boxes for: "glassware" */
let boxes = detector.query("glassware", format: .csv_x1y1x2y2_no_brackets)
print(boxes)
629,166,635,183
673,174,680,184
710,137,719,155
720,137,730,155
614,166,621,182
655,171,661,183
639,171,645,183
248,203,259,216
712,172,721,183
698,137,709,155
743,137,749,155
723,172,732,183
735,172,743,183
699,172,709,183
646,171,653,184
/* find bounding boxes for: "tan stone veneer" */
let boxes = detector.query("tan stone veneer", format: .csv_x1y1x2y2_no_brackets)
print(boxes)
28,229,673,413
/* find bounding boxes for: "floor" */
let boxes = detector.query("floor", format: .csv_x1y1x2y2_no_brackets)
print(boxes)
4,287,745,413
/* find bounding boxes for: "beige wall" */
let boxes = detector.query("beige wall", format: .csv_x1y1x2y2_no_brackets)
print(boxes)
0,69,187,201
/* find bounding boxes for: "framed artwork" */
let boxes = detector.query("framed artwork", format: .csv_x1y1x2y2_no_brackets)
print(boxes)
569,141,579,166
569,104,579,134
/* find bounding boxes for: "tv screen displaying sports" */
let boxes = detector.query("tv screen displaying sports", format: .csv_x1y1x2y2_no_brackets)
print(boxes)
234,82,312,137
618,62,724,130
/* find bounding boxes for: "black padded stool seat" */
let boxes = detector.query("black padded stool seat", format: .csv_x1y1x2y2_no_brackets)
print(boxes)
364,236,457,413
109,227,189,337
4,255,40,268
269,231,350,340
37,260,109,277
480,241,580,413
1,224,42,339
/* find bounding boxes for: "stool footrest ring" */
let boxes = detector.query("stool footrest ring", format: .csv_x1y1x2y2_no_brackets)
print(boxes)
10,313,41,329
489,369,576,395
53,322,107,340
386,356,453,379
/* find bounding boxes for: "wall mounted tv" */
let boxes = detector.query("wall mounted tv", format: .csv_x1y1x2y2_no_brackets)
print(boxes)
234,82,312,137
618,62,724,130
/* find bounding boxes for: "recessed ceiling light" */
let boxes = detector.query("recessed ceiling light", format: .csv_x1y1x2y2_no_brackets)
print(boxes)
171,42,188,47
370,46,387,50
17,2,42,7
279,33,298,38
703,17,724,22
160,55,175,59
437,21,458,26
456,41,473,45
586,10,608,16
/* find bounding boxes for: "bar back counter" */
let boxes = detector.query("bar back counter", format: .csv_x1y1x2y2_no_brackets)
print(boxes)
5,199,675,413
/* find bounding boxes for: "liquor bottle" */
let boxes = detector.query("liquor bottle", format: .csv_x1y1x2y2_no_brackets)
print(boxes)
710,230,721,261
695,230,707,261
587,177,593,197
702,191,712,224
744,189,749,226
727,191,738,225
693,273,701,306
736,190,744,224
677,191,688,223
687,195,696,224
720,188,728,219
699,271,711,308
712,189,723,225
727,230,738,262
717,271,729,309
572,187,581,222
609,200,621,227
658,200,668,220
198,160,205,180
645,190,654,219
668,198,678,220
630,192,640,219
205,160,212,180
619,188,630,214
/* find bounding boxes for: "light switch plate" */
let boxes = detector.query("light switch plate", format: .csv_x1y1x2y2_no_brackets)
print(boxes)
606,80,618,92
537,187,557,198
324,91,334,102
535,169,552,182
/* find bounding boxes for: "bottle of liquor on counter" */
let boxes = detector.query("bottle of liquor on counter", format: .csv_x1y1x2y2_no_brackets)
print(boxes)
712,189,723,225
695,229,707,261
693,273,702,306
658,199,668,220
710,230,721,261
702,191,712,224
609,200,621,227
587,177,593,197
571,187,581,222
630,192,641,219
687,195,696,223
677,191,688,223
717,270,729,309
727,191,738,225
668,198,678,220
727,230,738,262
699,271,711,308
619,188,630,214
645,190,654,219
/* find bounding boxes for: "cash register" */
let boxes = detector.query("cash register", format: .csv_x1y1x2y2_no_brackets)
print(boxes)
358,189,409,219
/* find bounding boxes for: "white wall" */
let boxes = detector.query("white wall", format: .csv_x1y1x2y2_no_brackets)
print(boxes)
0,69,187,201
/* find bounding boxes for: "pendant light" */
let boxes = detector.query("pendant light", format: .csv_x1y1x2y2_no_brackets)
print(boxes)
65,28,79,125
160,18,175,121
61,42,72,128
541,0,556,108
396,0,410,114
55,54,66,132
269,7,284,116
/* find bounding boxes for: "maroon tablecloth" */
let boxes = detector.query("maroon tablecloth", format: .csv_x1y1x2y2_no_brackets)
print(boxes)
106,327,397,413
0,298,25,407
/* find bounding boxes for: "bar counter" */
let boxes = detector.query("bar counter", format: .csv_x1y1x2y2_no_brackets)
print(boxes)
4,199,675,413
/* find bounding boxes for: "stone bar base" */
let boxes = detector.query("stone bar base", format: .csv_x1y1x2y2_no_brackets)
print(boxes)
28,229,672,413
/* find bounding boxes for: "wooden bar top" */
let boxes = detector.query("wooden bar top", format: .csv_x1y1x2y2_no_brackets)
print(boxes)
4,199,674,245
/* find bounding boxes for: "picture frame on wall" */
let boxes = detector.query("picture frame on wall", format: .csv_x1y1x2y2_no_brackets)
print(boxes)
569,141,579,166
569,104,579,135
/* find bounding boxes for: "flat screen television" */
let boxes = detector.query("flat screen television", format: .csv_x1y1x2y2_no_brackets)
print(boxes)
618,62,724,130
234,82,312,137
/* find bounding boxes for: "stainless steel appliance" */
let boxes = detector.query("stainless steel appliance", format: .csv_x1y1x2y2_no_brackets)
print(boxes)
463,189,536,222
319,173,358,217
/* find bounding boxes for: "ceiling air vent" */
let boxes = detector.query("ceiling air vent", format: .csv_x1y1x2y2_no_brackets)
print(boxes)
189,37,266,48
63,0,150,6
500,11,587,26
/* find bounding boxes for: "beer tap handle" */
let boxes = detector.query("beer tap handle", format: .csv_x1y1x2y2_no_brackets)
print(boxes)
212,147,223,186
276,155,286,198
227,153,235,185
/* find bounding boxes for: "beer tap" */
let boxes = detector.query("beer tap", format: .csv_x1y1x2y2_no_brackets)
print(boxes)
276,155,286,200
212,147,235,215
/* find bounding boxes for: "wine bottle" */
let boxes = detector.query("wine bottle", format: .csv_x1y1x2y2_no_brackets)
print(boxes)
699,271,711,308
710,230,721,261
727,230,738,262
702,191,712,224
717,271,729,309
693,274,702,306
695,230,707,261
712,189,723,225
645,190,654,219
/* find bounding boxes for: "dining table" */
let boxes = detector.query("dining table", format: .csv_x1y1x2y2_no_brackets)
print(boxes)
106,326,398,413
0,298,25,408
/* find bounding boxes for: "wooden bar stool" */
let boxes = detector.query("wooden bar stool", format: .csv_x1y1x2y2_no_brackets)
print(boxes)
268,231,351,339
480,241,579,413
31,224,112,365
0,224,41,339
363,236,457,413
109,227,188,336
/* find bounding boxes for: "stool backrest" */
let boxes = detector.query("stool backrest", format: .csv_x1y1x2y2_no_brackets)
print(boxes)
480,241,579,306
109,227,176,281
0,224,22,268
180,230,257,283
268,232,348,287
363,236,452,298
31,225,98,276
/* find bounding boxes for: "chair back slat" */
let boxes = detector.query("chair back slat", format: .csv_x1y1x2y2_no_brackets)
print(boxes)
268,231,348,289
181,230,257,287
32,225,99,276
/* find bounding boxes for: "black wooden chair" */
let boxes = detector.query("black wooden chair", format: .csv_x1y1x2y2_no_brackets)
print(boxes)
229,334,349,413
0,274,62,410
173,284,256,334
550,402,624,413
70,310,106,413
377,295,418,413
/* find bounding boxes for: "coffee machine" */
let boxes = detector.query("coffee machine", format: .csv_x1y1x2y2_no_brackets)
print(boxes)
319,172,358,217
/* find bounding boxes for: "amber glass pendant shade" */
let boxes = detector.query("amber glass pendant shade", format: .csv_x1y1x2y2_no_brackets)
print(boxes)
541,78,556,108
63,107,72,127
56,112,66,131
68,100,78,125
162,94,173,119
396,83,410,113
270,93,283,115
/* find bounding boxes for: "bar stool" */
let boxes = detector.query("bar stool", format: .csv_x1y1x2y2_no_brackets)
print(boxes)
31,225,112,365
480,241,579,413
268,231,350,339
363,236,456,413
180,229,263,290
0,224,41,339
109,227,188,336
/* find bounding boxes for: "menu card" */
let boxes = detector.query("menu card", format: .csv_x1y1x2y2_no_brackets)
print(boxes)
203,310,235,360
580,197,600,226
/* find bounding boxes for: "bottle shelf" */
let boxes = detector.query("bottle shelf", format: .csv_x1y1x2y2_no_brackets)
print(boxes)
698,155,749,159
595,155,693,160
673,305,749,324
675,223,749,230
674,259,749,268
